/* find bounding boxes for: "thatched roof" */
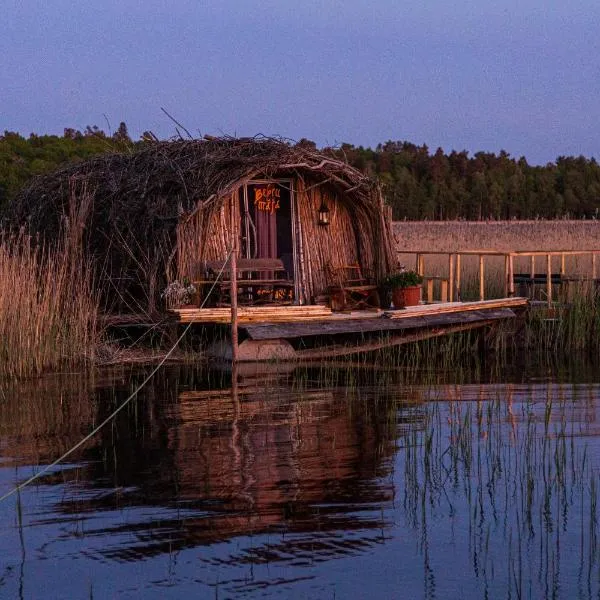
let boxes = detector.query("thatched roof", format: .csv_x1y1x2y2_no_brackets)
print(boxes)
6,136,380,237
4,136,394,313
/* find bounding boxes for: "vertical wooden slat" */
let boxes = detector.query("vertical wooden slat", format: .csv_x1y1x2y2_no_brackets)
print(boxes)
455,253,462,301
417,254,424,277
426,278,434,303
440,280,448,303
593,253,597,280
508,254,515,297
448,254,454,302
560,253,566,276
479,255,485,301
503,254,509,298
546,253,552,306
530,255,535,278
230,193,239,362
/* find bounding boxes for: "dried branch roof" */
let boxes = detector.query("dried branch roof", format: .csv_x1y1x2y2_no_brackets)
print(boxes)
5,136,380,236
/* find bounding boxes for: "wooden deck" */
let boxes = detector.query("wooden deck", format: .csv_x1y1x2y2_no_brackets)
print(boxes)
169,298,528,360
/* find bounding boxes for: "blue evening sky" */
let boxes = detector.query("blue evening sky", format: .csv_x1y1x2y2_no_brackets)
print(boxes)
2,0,599,164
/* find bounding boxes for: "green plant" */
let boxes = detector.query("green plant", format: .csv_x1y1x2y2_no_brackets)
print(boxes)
383,270,423,288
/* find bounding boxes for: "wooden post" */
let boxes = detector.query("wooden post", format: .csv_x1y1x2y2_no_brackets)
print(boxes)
230,193,239,362
560,253,566,277
455,253,462,301
426,278,434,303
440,280,448,303
448,254,454,302
546,253,552,307
417,254,425,277
593,253,597,280
508,254,515,297
503,254,509,298
479,255,485,301
529,255,535,278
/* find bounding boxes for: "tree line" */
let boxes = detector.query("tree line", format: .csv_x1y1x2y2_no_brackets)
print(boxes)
2,126,600,220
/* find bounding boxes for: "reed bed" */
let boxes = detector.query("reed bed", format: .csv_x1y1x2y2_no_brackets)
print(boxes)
399,382,600,597
0,231,99,378
393,220,600,253
395,220,600,301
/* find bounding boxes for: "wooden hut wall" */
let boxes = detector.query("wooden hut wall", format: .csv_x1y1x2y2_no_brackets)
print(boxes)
296,178,367,300
176,191,240,280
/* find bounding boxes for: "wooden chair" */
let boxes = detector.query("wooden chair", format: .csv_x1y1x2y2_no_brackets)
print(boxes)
326,263,380,311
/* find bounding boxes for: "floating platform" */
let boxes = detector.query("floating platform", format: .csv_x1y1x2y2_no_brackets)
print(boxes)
170,298,528,361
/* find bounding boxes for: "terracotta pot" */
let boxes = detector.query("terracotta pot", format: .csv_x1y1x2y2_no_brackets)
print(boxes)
391,285,421,309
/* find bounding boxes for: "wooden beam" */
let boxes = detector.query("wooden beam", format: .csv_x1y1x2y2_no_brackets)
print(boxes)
230,192,239,362
243,307,519,340
296,320,503,359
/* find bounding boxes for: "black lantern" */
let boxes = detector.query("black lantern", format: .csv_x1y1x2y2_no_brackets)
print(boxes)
318,201,330,226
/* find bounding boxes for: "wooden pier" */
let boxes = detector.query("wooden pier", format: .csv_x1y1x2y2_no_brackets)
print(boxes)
170,298,528,361
409,249,600,305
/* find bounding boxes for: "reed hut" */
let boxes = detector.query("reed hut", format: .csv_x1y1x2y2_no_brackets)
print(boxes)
6,137,396,313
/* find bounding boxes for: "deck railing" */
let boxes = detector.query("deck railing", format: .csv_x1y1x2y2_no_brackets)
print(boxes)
409,250,600,306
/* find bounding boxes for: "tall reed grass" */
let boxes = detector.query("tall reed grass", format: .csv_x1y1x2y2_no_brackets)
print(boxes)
0,184,99,378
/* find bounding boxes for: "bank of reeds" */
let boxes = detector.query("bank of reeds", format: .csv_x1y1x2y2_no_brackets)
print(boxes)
0,184,99,378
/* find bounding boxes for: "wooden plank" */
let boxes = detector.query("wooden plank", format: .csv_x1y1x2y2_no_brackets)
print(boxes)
173,305,333,324
296,320,502,359
383,297,528,319
243,308,517,340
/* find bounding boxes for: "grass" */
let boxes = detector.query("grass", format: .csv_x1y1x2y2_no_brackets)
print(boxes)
0,230,99,378
0,183,99,378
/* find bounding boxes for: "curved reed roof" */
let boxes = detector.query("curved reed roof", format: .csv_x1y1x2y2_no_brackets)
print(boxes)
5,136,395,313
6,136,381,236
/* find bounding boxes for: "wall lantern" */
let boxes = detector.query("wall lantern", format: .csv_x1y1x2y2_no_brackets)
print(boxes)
318,201,330,226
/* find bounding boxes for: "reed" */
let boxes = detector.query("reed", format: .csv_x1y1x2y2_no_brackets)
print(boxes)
0,184,99,378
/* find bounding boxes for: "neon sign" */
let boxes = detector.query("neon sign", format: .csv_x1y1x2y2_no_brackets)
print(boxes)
254,185,281,214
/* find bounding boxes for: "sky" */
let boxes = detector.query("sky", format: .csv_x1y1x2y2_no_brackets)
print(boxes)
2,0,599,165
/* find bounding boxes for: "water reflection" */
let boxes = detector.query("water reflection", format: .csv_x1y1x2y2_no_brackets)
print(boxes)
2,367,600,598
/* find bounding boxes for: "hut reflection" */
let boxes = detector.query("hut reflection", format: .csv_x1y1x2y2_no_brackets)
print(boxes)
0,366,427,565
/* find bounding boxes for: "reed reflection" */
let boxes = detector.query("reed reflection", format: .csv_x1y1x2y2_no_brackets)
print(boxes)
398,382,600,599
9,366,422,566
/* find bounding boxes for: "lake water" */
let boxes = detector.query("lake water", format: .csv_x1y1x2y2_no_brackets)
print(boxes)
2,359,600,599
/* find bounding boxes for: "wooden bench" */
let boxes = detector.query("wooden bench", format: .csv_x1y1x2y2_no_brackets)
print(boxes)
326,263,380,311
200,258,294,306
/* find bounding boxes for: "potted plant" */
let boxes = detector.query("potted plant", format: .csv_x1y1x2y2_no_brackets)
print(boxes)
383,269,423,309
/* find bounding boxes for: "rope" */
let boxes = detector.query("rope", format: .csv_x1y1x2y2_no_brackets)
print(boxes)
0,252,233,503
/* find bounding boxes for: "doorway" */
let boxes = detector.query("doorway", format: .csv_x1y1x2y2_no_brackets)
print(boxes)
239,180,295,279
